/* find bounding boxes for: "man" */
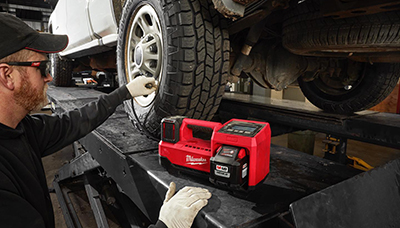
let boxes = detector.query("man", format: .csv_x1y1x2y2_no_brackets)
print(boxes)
0,13,211,228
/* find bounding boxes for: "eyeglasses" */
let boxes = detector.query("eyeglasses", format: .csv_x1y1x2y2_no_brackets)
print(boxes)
6,60,50,78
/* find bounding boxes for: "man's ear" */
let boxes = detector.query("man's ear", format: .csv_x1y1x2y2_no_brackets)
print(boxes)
0,63,15,90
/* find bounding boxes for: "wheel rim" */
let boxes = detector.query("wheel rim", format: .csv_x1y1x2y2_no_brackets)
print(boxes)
312,67,365,97
314,74,350,96
126,4,162,107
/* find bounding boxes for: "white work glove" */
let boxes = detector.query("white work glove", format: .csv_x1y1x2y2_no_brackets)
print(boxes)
159,182,211,228
126,76,157,97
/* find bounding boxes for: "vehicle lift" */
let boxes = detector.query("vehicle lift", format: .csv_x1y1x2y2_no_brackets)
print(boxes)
47,86,400,228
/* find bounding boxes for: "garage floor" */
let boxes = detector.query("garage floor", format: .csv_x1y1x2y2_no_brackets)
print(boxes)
42,131,400,227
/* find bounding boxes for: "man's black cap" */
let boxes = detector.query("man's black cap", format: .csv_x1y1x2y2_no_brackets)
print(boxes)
0,13,68,60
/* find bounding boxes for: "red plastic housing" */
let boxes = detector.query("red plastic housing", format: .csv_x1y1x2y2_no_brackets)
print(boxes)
159,118,222,173
159,118,271,187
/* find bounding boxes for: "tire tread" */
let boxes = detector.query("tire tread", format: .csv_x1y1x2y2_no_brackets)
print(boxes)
51,54,73,87
118,0,229,137
283,1,400,54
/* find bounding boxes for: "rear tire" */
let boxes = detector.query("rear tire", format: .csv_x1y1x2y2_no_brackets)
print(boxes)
117,0,230,138
50,53,73,87
298,63,400,114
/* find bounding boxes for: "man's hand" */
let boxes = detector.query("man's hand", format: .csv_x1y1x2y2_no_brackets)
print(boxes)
126,76,157,97
159,182,211,228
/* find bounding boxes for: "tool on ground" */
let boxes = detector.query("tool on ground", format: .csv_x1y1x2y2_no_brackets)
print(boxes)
159,116,271,191
347,155,373,171
323,135,373,171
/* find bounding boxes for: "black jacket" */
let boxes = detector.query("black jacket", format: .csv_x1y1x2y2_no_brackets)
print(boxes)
0,86,166,228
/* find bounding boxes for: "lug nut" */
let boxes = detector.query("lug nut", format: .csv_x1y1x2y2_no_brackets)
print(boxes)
344,85,352,90
149,44,157,53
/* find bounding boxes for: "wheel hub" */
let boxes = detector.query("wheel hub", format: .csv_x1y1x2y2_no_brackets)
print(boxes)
134,45,143,67
126,4,163,107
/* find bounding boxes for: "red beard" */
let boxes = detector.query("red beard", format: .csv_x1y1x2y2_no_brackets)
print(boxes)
13,73,48,112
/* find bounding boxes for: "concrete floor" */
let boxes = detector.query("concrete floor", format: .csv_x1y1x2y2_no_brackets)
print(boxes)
42,131,400,227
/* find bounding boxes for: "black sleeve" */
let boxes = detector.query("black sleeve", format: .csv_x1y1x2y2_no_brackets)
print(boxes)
0,190,46,228
28,85,132,157
148,220,168,228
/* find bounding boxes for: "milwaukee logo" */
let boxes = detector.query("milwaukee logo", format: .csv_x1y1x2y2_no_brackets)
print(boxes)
216,165,228,172
186,155,207,165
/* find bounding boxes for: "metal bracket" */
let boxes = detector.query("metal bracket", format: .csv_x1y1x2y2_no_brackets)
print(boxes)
55,150,101,182
53,144,104,228
84,176,110,228
53,181,83,228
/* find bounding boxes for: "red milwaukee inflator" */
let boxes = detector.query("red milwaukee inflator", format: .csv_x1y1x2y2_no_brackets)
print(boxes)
159,116,271,190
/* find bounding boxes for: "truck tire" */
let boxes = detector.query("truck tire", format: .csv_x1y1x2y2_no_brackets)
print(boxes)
298,63,400,114
117,0,229,138
50,53,73,87
282,0,400,56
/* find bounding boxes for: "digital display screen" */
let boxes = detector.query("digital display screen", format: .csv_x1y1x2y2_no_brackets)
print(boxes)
231,125,257,132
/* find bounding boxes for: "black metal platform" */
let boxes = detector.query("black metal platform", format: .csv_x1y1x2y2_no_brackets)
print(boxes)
220,93,400,149
47,86,399,227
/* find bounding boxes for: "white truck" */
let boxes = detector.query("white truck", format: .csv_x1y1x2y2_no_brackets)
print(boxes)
49,0,400,137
